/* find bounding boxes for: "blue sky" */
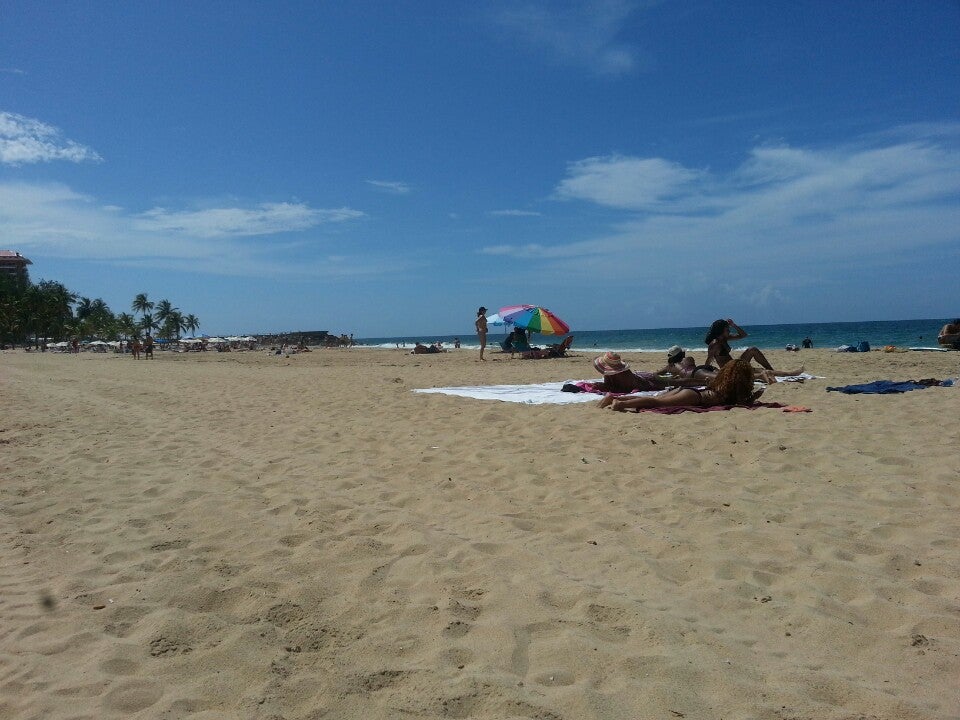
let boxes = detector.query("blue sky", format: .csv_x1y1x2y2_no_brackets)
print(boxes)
2,1,958,337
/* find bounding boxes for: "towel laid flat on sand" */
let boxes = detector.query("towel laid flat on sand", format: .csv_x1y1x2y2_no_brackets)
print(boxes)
826,379,954,394
414,382,662,404
415,373,824,405
773,372,822,382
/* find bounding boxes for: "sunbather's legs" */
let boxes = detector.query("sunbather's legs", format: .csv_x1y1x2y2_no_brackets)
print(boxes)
754,366,804,383
600,388,702,411
739,346,774,370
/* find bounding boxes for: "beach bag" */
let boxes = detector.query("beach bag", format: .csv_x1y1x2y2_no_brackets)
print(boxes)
857,341,871,352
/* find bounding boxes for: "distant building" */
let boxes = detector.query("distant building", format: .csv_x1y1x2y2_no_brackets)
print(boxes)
0,251,32,282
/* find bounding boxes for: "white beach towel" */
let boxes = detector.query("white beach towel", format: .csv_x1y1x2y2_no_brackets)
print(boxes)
413,373,822,405
413,381,661,404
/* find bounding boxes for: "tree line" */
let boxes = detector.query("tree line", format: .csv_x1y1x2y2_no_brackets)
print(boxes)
0,273,199,347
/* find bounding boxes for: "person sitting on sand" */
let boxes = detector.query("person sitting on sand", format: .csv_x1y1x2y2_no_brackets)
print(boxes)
521,335,574,359
937,319,960,349
506,327,534,355
600,359,762,411
704,319,803,381
593,352,708,393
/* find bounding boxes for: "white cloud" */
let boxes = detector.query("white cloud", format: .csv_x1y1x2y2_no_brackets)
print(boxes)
489,209,542,217
556,155,706,210
366,180,411,194
492,0,641,76
0,68,26,75
0,111,102,165
134,203,364,238
481,243,550,257
0,182,376,276
485,125,960,297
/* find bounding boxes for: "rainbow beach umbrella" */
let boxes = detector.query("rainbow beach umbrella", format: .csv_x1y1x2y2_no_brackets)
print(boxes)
498,305,570,335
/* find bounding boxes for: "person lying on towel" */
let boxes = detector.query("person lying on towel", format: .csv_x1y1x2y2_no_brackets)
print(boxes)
599,359,762,411
593,352,711,393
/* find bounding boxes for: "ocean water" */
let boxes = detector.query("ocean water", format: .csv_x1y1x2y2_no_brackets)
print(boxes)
359,318,953,355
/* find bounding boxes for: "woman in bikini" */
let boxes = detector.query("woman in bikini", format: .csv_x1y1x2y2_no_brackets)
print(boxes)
659,346,717,381
475,307,488,361
704,319,802,382
593,352,708,393
599,358,761,411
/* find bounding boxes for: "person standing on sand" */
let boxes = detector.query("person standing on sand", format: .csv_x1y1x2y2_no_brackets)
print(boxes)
130,336,141,360
475,307,488,361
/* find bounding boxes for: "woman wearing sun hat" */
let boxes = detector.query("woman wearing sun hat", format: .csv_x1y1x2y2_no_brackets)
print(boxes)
659,345,690,376
592,352,705,393
658,345,718,381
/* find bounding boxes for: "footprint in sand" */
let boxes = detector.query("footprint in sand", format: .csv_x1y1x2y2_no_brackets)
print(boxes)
442,620,472,638
102,679,163,713
440,647,474,669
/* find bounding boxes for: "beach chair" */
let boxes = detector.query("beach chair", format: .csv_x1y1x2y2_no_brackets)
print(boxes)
548,335,574,357
521,335,574,359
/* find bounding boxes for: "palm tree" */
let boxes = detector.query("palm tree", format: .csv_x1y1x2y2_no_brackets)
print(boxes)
75,296,93,320
0,292,21,344
86,299,113,339
132,293,153,324
139,313,157,336
155,299,174,330
160,309,185,341
115,313,138,340
184,314,200,337
25,281,75,345
0,273,26,345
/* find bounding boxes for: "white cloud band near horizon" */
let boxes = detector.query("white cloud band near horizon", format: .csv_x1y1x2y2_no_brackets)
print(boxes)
134,203,365,238
0,183,374,276
0,111,102,165
482,125,960,276
4,121,957,295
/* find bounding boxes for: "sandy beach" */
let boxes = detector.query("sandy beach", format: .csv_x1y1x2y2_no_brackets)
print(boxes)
1,346,958,719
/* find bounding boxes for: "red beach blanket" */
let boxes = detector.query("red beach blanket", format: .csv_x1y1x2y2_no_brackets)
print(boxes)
628,402,790,414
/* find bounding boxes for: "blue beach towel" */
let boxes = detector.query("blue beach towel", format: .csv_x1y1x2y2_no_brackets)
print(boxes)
826,380,949,394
